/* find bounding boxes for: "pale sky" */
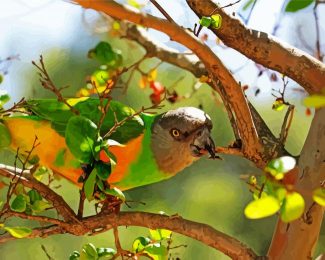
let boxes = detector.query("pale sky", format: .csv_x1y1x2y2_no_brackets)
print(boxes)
0,0,324,102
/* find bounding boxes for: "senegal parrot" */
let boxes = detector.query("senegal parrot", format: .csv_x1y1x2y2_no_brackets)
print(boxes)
0,98,216,191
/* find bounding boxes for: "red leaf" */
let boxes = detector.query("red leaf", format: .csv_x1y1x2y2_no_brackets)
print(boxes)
282,167,299,186
150,93,161,105
305,108,312,116
167,90,179,103
150,81,165,95
200,33,208,42
270,73,278,82
242,85,249,91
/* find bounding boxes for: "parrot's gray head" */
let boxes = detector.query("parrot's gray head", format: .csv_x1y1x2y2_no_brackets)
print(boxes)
151,107,216,175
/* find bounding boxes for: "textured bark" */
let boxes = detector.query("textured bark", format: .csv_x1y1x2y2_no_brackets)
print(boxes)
75,0,264,167
268,108,325,259
186,0,325,94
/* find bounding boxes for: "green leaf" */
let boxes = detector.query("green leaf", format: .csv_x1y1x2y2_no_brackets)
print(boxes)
104,187,125,202
0,74,3,84
11,194,27,212
69,251,80,260
211,14,222,29
313,188,325,206
33,166,50,181
132,236,151,253
149,229,172,241
91,70,110,86
285,0,314,12
199,16,212,27
88,41,123,68
127,0,142,9
0,90,10,106
242,0,255,10
276,188,287,202
95,161,111,180
28,155,40,165
272,100,286,111
280,192,305,222
82,243,98,259
84,169,97,201
65,116,98,163
97,247,116,259
54,148,66,167
244,196,280,219
265,156,296,180
0,123,11,148
303,95,325,108
27,190,42,204
31,200,51,213
4,226,32,238
144,244,168,260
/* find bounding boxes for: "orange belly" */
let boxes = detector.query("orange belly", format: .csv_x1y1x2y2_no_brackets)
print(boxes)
5,117,143,189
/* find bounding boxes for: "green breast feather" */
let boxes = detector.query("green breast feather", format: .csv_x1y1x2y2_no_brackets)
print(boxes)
111,113,169,190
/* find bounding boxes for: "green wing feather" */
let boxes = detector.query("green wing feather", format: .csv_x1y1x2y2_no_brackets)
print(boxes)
26,98,144,144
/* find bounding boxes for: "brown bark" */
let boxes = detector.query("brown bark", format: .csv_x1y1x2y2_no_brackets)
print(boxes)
268,108,325,259
186,0,325,94
0,166,257,259
75,0,264,167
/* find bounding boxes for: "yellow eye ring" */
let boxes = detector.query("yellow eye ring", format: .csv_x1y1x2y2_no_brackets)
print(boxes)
171,129,180,137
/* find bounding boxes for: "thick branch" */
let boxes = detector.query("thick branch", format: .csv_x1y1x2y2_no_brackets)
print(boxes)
123,23,284,160
124,25,206,77
268,108,325,259
186,0,325,94
0,165,79,223
75,0,264,166
0,225,63,243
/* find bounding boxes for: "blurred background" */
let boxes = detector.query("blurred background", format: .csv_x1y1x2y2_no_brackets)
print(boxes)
0,0,324,259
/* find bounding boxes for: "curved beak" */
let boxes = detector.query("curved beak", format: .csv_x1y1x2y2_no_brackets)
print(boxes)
190,126,217,159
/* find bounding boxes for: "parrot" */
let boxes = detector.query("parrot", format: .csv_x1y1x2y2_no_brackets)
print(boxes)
0,98,216,191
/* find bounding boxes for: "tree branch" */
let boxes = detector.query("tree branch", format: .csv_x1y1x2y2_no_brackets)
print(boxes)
186,0,325,94
268,108,325,259
75,0,264,165
122,23,285,160
0,165,79,223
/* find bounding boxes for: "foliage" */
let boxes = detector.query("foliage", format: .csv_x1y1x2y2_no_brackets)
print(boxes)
244,156,307,222
199,14,222,29
70,228,173,259
285,0,314,12
10,188,52,214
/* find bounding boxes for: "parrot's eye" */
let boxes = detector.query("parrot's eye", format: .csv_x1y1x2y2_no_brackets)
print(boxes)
171,128,180,137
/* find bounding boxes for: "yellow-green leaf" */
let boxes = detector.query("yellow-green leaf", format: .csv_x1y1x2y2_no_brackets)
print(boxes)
280,192,305,222
149,229,172,241
104,187,125,202
303,95,325,108
132,236,151,253
313,188,325,206
11,194,27,212
147,69,157,82
211,14,222,29
84,169,97,201
272,100,285,111
4,226,32,238
0,123,11,148
244,196,280,219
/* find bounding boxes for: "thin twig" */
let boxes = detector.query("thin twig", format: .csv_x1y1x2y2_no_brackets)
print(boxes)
279,105,295,145
245,0,257,25
149,0,175,23
103,103,163,139
41,245,55,260
313,0,323,61
32,55,79,115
